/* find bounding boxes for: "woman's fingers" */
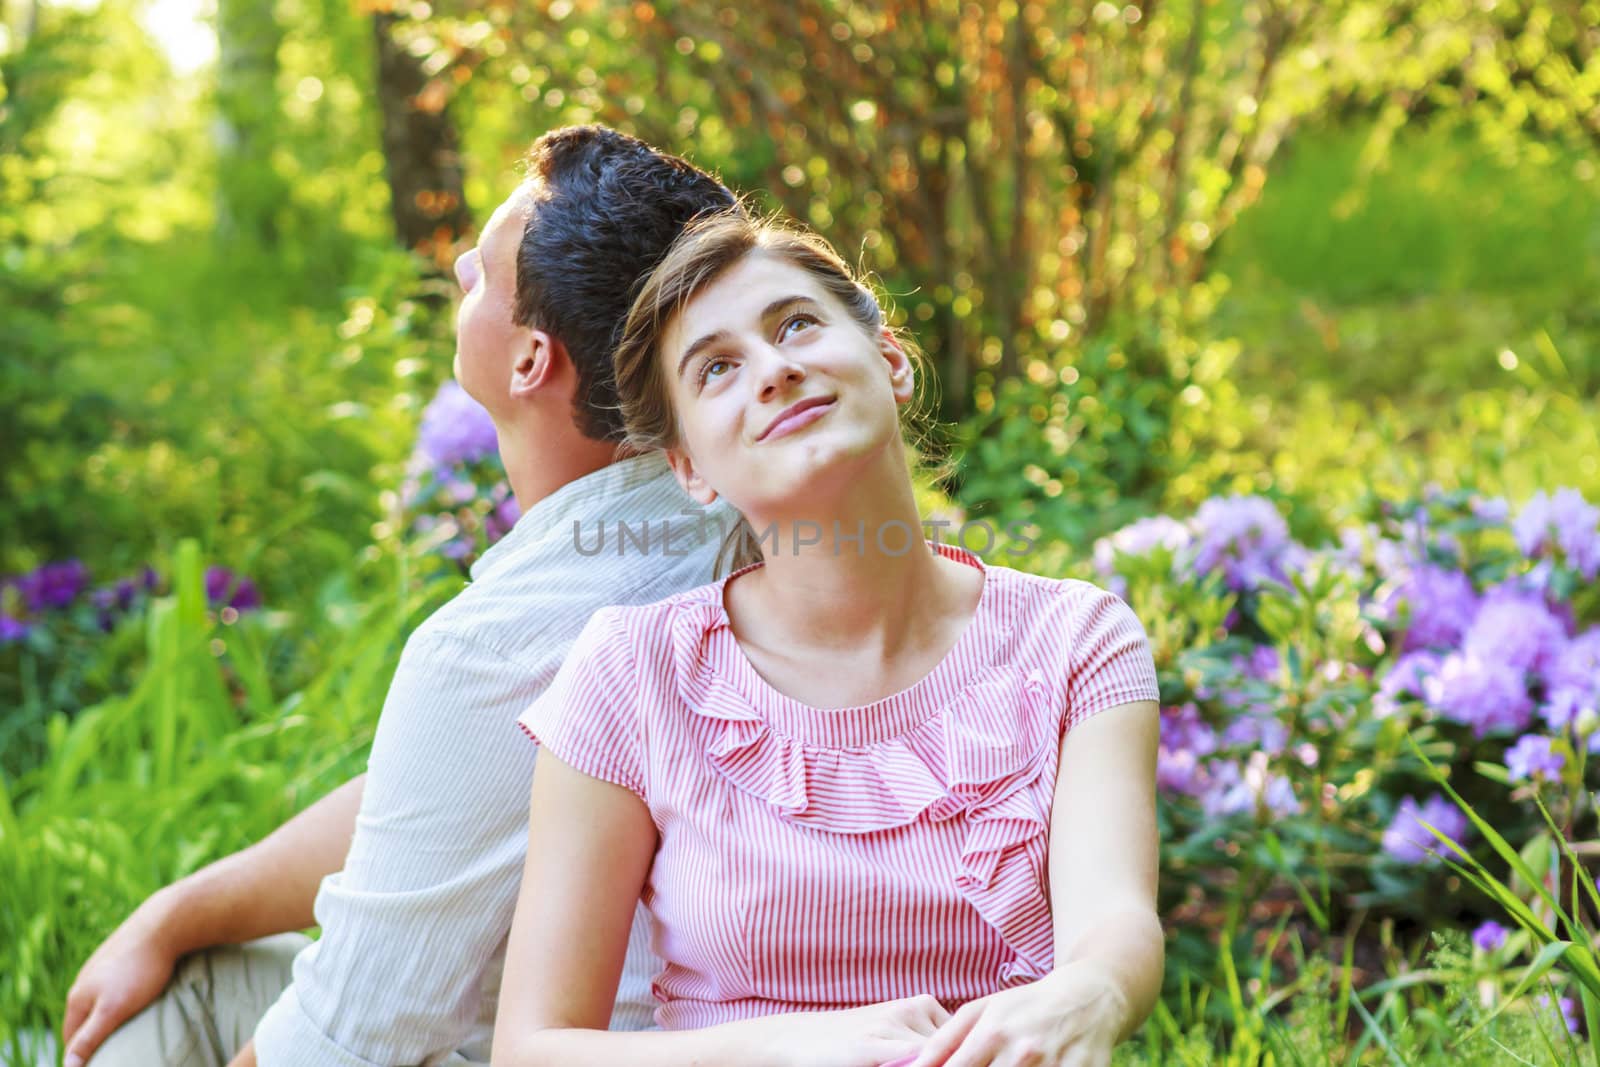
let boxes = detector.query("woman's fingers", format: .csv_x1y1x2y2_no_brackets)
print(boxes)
907,1001,984,1067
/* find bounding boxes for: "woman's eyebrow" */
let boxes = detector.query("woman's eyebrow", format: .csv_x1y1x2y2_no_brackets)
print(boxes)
674,295,820,378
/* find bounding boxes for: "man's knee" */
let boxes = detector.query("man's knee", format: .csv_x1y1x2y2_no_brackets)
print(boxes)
88,934,309,1067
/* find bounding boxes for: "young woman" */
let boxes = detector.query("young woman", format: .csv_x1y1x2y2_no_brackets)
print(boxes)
492,211,1163,1067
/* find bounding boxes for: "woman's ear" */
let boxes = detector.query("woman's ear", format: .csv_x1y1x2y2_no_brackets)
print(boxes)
665,446,718,506
879,327,915,405
509,328,564,401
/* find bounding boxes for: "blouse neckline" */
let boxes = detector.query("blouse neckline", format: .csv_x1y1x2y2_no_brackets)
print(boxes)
703,541,1008,748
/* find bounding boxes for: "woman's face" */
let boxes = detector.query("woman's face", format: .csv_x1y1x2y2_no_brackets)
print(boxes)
658,250,915,515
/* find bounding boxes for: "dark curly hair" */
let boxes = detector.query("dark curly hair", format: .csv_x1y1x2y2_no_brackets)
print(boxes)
516,126,741,442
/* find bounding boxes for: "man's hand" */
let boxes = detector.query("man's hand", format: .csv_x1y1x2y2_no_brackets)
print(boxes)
62,896,183,1067
226,1037,258,1067
61,774,367,1066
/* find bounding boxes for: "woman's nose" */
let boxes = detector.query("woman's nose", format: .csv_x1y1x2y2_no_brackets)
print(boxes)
754,347,806,401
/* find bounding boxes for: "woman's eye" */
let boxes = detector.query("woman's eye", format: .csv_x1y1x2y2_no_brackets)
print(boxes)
780,314,817,340
699,358,732,387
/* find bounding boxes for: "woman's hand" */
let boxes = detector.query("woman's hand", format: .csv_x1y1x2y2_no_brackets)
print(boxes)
905,963,1128,1067
762,993,951,1067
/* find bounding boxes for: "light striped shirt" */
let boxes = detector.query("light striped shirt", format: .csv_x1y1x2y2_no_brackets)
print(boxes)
254,453,725,1066
517,542,1160,1029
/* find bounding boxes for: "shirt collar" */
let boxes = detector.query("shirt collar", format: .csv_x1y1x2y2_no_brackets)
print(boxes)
469,452,676,581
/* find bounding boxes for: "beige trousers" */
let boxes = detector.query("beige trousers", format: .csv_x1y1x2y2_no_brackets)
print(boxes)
88,933,310,1067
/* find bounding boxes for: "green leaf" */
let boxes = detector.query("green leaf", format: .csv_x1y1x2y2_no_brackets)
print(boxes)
1453,940,1573,1046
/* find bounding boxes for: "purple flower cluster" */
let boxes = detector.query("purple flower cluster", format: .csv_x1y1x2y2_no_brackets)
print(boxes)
88,567,160,631
1188,495,1306,593
1504,735,1565,781
1537,994,1581,1035
204,567,262,611
3,560,94,643
1471,920,1509,952
402,381,518,567
417,382,500,469
1092,515,1191,590
15,560,90,610
1156,700,1300,817
1515,488,1600,579
1541,628,1600,731
1383,564,1479,652
1382,794,1469,864
1200,753,1302,819
2,560,259,647
1157,702,1216,796
1370,490,1600,743
1093,497,1309,596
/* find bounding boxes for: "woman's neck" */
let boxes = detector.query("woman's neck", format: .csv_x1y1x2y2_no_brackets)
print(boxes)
726,468,976,662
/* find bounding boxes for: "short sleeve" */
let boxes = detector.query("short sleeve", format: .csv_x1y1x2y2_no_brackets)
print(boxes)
1063,585,1160,733
517,607,648,803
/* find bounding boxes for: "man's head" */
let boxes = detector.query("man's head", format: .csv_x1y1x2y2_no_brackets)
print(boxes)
453,126,740,450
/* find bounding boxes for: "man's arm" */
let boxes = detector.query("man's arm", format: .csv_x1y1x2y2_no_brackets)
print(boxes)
62,775,365,1067
252,628,552,1066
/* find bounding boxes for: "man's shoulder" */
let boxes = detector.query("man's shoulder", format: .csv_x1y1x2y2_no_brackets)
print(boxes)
415,536,723,668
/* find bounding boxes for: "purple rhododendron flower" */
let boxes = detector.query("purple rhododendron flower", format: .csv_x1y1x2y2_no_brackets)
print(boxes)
204,567,262,611
417,382,500,470
1200,755,1301,818
1383,794,1469,864
484,495,522,544
1187,495,1304,593
1505,735,1565,781
1542,628,1600,731
1547,628,1600,693
0,613,29,644
1230,645,1281,681
1160,703,1217,757
1461,588,1569,681
1384,564,1479,652
1471,920,1508,952
1425,652,1536,735
1375,650,1442,717
1516,487,1600,580
18,560,89,611
1471,496,1511,524
1092,515,1191,577
1221,714,1290,755
1375,513,1462,579
1157,749,1205,796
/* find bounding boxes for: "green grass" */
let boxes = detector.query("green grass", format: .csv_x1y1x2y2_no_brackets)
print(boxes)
5,112,1600,1062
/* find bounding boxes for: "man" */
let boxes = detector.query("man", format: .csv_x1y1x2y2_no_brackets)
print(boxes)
62,126,739,1067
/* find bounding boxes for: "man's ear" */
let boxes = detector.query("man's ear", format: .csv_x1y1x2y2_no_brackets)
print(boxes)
665,446,718,506
879,326,915,405
509,328,564,401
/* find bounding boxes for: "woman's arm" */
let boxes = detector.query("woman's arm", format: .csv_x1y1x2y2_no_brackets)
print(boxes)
1045,698,1164,1037
491,752,949,1067
910,699,1162,1067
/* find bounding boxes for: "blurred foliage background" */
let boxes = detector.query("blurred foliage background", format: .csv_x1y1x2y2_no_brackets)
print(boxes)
3,0,1600,1060
4,0,1596,578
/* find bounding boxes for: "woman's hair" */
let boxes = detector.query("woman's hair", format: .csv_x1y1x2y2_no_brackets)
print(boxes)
611,209,928,575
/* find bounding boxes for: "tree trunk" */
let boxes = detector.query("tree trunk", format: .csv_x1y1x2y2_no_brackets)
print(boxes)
214,0,288,247
372,10,471,274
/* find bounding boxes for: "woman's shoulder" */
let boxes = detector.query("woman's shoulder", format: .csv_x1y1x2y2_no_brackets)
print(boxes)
574,576,731,680
978,559,1137,622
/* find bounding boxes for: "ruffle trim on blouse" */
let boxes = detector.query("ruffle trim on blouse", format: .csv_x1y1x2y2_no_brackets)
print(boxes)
670,594,1057,982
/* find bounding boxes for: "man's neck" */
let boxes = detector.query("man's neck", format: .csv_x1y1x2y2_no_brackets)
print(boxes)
499,426,636,512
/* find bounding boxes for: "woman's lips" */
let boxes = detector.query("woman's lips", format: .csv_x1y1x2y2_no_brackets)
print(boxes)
759,397,836,442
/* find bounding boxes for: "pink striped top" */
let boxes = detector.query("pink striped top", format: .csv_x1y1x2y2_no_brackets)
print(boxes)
517,543,1159,1030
